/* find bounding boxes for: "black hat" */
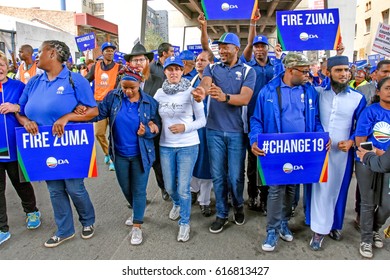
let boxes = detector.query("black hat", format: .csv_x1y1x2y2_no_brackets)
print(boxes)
124,43,154,62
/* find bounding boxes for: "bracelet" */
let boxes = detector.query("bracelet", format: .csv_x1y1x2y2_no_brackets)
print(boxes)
14,104,20,113
250,23,256,26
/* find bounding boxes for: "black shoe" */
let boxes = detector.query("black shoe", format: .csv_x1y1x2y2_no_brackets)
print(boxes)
161,188,169,201
259,201,267,216
191,192,198,205
329,229,342,241
209,217,228,234
247,197,257,210
200,205,211,217
234,206,245,225
44,234,75,248
81,225,95,239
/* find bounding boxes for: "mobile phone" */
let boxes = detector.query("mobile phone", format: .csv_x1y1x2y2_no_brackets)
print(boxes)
360,141,373,151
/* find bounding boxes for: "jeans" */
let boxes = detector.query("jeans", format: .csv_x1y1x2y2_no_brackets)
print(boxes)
266,184,297,232
46,178,95,238
160,145,199,225
114,154,150,224
356,162,390,243
206,129,246,219
0,161,38,232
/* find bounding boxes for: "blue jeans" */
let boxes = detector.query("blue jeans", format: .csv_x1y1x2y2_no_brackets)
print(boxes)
206,129,246,219
160,145,199,225
266,184,296,232
46,179,95,238
114,154,150,224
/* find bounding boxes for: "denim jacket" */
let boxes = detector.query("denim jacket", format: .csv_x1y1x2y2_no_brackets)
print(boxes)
249,72,324,146
94,88,161,171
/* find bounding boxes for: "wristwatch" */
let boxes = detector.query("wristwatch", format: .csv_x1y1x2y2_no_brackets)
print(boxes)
224,94,230,103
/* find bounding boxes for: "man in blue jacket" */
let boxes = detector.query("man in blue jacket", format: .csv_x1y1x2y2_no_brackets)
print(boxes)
249,52,323,252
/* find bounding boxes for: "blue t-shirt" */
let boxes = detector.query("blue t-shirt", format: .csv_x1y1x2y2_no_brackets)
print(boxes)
183,68,198,82
280,81,306,133
355,102,390,151
0,79,25,162
203,60,256,132
19,66,96,126
239,55,275,118
113,94,141,157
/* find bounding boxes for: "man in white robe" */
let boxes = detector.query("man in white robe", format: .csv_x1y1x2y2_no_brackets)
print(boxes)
306,56,366,250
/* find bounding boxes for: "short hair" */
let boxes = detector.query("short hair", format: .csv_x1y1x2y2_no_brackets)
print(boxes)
157,42,172,57
377,60,390,71
0,51,9,68
202,50,214,63
377,76,390,91
43,40,71,63
21,44,33,54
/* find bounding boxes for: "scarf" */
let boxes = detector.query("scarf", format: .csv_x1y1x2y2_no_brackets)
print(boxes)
162,78,191,95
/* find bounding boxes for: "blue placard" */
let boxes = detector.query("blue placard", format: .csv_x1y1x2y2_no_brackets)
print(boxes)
75,32,96,52
114,51,126,64
201,0,257,20
187,44,203,56
276,8,341,51
354,59,368,69
257,132,329,186
16,123,98,182
0,84,10,159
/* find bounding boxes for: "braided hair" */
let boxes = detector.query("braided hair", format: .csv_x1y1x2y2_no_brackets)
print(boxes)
42,40,71,63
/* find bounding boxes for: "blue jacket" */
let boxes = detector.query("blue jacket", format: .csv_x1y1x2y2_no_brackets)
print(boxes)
95,88,161,171
249,72,324,145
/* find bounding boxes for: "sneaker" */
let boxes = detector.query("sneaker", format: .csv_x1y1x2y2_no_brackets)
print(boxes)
200,205,211,217
234,206,245,225
104,155,110,164
0,231,11,245
26,211,41,229
359,242,373,258
125,214,133,226
279,221,293,242
373,231,383,248
169,205,180,220
259,201,267,216
310,232,325,251
81,225,95,239
209,217,228,234
44,234,75,248
161,188,170,201
247,197,257,210
108,161,115,171
130,227,143,245
329,229,342,241
177,224,190,242
191,192,198,205
262,229,278,252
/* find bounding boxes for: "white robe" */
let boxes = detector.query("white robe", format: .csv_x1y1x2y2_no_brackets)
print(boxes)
310,86,365,234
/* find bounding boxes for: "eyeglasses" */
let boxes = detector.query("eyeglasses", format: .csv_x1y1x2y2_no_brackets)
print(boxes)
292,68,310,75
130,58,147,64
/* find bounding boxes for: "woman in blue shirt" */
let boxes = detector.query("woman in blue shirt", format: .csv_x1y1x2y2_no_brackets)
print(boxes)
355,76,390,258
17,40,98,248
92,70,160,245
0,51,41,246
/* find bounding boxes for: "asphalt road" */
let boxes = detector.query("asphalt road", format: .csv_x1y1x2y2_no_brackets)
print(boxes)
1,148,389,261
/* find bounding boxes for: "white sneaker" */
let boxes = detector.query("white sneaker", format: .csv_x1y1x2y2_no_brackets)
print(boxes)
125,214,133,226
169,205,180,220
177,224,190,242
130,227,143,245
373,231,383,248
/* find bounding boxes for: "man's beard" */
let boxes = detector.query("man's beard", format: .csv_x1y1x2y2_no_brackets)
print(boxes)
331,79,348,93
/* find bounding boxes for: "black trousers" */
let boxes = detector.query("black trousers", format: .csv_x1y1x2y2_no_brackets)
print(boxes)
152,135,165,190
0,161,38,232
246,140,269,202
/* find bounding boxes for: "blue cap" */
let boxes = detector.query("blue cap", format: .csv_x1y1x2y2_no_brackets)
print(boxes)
179,50,195,61
370,66,377,74
101,42,116,52
252,35,269,46
327,55,349,69
163,56,184,70
214,32,240,48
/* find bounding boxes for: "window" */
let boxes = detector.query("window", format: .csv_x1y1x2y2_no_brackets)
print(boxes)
365,18,371,33
365,1,371,11
383,9,389,25
83,0,86,6
93,3,104,13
